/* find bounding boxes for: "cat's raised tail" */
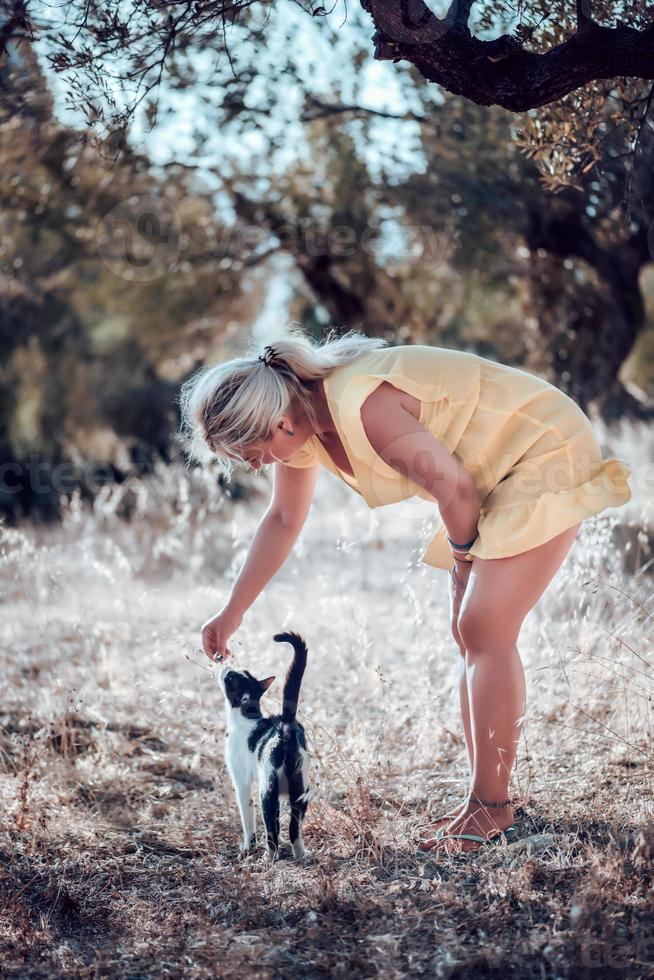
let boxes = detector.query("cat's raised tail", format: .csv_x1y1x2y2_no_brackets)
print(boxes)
273,632,308,725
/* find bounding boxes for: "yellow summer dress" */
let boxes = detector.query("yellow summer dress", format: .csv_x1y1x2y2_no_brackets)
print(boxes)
285,345,633,571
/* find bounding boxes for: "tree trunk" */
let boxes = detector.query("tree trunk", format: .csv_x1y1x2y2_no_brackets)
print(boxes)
524,202,653,421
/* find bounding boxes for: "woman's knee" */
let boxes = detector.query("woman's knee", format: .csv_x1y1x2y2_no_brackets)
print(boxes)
457,606,520,656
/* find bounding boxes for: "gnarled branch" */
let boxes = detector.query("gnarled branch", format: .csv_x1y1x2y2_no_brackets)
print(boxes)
443,0,476,32
576,0,595,34
360,0,654,111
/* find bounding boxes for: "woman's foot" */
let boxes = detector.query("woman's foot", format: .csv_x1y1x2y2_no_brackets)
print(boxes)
433,799,515,854
416,802,468,851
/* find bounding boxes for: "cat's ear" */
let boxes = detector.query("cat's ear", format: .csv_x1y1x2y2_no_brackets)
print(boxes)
259,675,275,692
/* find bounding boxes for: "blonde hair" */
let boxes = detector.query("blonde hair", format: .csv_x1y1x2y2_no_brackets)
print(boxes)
179,325,389,477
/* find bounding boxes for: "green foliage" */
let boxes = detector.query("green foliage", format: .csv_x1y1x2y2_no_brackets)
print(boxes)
0,50,249,517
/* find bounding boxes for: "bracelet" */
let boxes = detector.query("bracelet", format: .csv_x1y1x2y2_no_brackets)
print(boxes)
469,794,514,809
447,533,478,550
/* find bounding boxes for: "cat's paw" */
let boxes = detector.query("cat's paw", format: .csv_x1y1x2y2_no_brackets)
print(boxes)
291,845,314,863
261,846,279,867
238,837,256,860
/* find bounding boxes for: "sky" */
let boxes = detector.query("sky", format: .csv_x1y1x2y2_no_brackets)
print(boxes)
29,0,527,223
34,0,448,186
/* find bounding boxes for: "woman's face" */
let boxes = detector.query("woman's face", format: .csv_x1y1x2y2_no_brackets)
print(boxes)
223,417,302,471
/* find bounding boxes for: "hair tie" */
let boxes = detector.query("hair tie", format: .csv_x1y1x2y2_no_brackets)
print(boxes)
258,345,278,366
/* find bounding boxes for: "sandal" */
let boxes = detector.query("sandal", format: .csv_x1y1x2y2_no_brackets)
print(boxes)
415,828,449,852
416,795,521,853
435,825,521,849
415,810,464,850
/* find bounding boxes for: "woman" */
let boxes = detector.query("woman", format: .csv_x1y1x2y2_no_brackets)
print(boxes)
181,328,632,854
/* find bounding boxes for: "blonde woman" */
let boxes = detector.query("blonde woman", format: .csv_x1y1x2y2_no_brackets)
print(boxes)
181,327,632,854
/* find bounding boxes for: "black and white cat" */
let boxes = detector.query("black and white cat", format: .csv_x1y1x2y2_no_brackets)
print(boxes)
218,631,311,863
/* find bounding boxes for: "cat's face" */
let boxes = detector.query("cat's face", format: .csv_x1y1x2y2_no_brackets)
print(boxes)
218,666,275,717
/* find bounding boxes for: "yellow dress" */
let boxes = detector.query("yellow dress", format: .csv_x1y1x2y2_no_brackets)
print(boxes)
285,345,633,571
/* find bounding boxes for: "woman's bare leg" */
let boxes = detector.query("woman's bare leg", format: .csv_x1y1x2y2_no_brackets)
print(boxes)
459,662,475,775
419,665,474,842
425,522,581,853
452,574,475,775
417,568,474,846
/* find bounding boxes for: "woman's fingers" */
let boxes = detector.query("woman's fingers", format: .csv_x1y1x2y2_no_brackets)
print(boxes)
202,626,216,660
202,626,227,661
201,609,242,662
202,628,232,663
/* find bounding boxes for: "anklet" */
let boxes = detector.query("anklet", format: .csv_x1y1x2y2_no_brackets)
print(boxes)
469,795,513,809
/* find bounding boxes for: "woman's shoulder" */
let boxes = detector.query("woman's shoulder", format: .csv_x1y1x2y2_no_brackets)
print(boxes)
334,343,482,377
326,343,482,408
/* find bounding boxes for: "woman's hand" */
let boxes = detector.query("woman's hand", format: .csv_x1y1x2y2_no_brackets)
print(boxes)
448,560,472,656
201,607,243,662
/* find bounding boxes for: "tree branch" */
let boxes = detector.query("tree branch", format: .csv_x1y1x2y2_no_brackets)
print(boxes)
576,0,595,34
443,0,476,33
300,93,428,123
0,0,32,58
360,0,654,111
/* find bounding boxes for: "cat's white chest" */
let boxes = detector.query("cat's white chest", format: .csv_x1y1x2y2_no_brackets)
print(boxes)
225,722,259,785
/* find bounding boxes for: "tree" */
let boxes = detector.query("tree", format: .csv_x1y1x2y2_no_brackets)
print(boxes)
216,83,653,418
1,1,652,188
360,0,653,110
1,0,652,491
0,42,257,518
392,84,654,416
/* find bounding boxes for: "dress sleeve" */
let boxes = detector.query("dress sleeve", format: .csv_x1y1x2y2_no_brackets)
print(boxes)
284,437,321,469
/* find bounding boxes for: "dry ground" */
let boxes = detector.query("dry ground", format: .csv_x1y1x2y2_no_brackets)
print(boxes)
1,417,653,979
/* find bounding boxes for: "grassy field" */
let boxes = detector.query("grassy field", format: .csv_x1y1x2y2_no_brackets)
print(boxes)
1,417,653,979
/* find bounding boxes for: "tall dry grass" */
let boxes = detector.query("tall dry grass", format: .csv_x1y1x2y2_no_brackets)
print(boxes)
1,416,652,978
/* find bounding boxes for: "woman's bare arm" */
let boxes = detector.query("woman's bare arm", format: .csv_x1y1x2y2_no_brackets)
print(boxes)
359,381,482,547
202,461,319,659
221,462,319,619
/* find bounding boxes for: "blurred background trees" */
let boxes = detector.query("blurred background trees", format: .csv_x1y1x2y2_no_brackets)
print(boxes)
1,0,653,520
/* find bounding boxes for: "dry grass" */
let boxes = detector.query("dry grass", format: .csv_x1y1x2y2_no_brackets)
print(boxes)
1,419,653,979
